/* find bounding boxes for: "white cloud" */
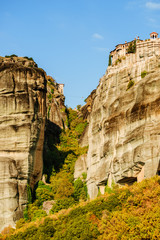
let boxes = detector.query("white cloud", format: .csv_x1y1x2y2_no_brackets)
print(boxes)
146,2,160,9
92,33,104,40
93,47,108,52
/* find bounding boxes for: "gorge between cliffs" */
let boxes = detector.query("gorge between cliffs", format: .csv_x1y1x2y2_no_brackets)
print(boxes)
0,35,160,238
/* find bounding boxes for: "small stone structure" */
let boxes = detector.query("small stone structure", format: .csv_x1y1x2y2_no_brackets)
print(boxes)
58,83,64,94
150,32,158,39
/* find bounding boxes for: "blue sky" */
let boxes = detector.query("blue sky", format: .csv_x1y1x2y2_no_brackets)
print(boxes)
1,0,160,108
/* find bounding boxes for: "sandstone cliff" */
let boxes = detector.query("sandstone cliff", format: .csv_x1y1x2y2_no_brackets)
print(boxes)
0,57,46,231
75,44,160,199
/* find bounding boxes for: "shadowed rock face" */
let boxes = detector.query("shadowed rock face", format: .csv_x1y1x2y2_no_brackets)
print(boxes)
42,76,67,181
77,55,160,199
0,57,46,231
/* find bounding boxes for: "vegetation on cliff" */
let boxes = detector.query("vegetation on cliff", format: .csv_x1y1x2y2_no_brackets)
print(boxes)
108,54,112,66
127,40,136,54
23,107,88,223
1,176,160,239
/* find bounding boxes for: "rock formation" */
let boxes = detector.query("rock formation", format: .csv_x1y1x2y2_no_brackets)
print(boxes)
46,76,66,129
75,36,160,199
43,76,67,180
0,57,46,231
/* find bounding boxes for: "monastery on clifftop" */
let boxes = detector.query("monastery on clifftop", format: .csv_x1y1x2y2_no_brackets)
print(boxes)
109,32,160,66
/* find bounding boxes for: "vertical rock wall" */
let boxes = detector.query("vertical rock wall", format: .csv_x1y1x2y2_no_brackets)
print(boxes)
78,53,160,199
0,57,46,231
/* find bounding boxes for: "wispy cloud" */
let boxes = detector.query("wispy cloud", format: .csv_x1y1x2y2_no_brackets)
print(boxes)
92,33,104,40
148,17,156,23
146,2,160,10
93,47,108,52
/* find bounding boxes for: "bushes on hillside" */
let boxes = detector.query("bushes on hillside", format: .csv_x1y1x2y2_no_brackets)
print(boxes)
35,181,54,205
7,218,55,240
4,176,160,240
50,198,75,214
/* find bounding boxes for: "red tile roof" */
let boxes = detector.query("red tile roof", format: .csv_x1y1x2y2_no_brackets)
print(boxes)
150,32,158,35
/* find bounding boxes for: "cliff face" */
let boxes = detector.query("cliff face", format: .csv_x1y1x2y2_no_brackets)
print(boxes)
46,76,66,129
77,49,160,199
0,57,46,231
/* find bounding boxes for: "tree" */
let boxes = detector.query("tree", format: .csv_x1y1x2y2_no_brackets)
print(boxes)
127,40,136,53
108,54,112,66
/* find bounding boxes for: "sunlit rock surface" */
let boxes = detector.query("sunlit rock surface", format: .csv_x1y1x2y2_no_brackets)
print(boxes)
78,53,160,199
0,57,46,231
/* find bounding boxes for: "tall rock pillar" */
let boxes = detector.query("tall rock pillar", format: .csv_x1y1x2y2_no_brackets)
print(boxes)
0,57,46,231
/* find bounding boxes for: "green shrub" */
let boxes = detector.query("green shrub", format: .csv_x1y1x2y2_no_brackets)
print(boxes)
127,40,136,53
50,173,74,199
35,181,54,205
82,172,87,180
30,209,47,221
141,70,147,78
23,206,29,221
24,56,34,61
5,54,18,58
115,58,122,65
47,105,51,119
97,188,102,197
105,185,113,194
26,202,47,222
8,225,38,240
38,218,55,238
74,178,87,201
50,198,75,214
126,79,135,90
8,219,55,240
77,104,81,110
75,121,88,137
108,54,112,66
48,93,52,102
23,185,32,221
53,216,99,240
16,218,26,229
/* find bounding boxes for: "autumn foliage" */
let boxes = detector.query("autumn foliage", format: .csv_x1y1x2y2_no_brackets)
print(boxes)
2,176,160,240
